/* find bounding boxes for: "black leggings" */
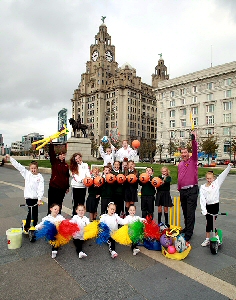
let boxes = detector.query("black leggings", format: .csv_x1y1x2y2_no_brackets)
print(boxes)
25,198,38,229
72,188,87,215
73,239,84,254
206,203,219,232
107,237,115,252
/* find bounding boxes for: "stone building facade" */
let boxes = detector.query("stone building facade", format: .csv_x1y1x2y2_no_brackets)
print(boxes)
71,21,168,145
154,61,236,160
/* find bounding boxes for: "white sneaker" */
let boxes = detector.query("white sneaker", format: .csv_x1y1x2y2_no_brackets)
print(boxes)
51,250,57,258
79,251,87,259
201,239,210,247
133,248,140,256
111,251,118,258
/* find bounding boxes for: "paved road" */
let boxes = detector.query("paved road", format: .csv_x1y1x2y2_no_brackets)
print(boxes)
0,166,236,300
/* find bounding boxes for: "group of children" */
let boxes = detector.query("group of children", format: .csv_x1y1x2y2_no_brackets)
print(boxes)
85,160,173,227
36,201,143,259
9,141,233,259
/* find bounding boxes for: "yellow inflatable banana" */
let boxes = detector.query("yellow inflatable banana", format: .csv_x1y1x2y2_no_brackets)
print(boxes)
32,125,69,150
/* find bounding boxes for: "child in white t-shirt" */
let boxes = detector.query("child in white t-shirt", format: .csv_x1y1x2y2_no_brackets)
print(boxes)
100,202,126,258
125,205,145,255
70,204,90,258
36,203,65,258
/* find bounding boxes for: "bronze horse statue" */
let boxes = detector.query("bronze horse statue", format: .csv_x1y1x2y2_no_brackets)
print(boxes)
69,117,88,138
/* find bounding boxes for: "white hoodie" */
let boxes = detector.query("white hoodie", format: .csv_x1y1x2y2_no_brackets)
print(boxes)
124,215,145,224
35,214,65,230
70,215,90,239
115,146,137,162
99,144,115,166
71,162,91,188
100,213,126,232
200,164,232,215
10,157,44,200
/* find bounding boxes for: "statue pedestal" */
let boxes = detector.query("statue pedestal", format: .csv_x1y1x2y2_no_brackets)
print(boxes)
66,137,94,161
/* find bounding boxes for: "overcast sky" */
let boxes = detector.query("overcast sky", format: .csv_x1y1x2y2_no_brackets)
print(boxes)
1,0,236,147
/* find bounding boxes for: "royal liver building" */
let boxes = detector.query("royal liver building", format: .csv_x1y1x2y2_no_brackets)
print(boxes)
71,19,168,145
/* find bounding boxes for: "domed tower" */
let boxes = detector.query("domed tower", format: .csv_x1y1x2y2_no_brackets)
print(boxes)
152,54,169,88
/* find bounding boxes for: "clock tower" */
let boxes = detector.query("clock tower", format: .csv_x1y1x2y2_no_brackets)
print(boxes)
71,19,157,152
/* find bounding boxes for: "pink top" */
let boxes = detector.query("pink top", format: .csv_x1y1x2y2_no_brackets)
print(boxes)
177,139,198,191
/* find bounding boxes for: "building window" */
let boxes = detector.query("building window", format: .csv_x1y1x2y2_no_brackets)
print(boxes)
223,127,230,136
180,108,186,116
170,110,175,117
224,142,230,153
192,96,197,103
206,104,214,113
192,107,198,115
192,86,197,93
181,98,186,105
170,100,175,107
223,101,232,110
193,117,198,126
170,131,175,138
180,131,185,138
160,122,163,128
207,82,213,90
181,119,186,127
223,113,231,123
224,78,232,86
170,120,175,128
180,88,186,95
170,91,175,97
207,93,213,101
205,128,214,135
206,115,214,125
225,90,232,98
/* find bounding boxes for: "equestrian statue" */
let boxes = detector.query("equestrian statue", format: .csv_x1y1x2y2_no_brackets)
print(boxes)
69,116,88,138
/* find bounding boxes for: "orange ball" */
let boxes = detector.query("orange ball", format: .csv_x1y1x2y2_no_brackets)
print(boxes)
116,174,126,184
132,140,140,149
105,174,116,184
151,177,163,188
139,173,150,183
94,176,104,187
126,173,138,184
83,177,94,187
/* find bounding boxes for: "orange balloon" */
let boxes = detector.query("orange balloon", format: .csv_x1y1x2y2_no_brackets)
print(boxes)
132,140,140,149
94,176,104,187
83,177,94,187
126,173,138,184
151,177,163,188
105,174,116,184
139,173,150,183
116,174,126,184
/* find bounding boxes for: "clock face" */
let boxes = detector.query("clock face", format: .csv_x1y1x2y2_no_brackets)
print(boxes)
92,50,99,61
105,50,113,62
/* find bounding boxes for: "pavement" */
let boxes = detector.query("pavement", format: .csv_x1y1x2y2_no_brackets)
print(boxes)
1,165,236,300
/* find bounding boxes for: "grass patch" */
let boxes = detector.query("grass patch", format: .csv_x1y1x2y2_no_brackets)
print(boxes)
6,160,236,185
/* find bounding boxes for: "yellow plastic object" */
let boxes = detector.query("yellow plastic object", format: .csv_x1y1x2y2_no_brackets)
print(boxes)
161,244,191,260
32,125,69,150
6,228,23,249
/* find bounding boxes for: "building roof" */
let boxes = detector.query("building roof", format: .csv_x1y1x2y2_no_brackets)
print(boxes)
156,60,236,90
120,62,135,70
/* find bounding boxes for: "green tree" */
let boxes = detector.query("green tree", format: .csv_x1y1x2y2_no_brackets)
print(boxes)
167,140,177,158
156,143,164,164
201,135,219,164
